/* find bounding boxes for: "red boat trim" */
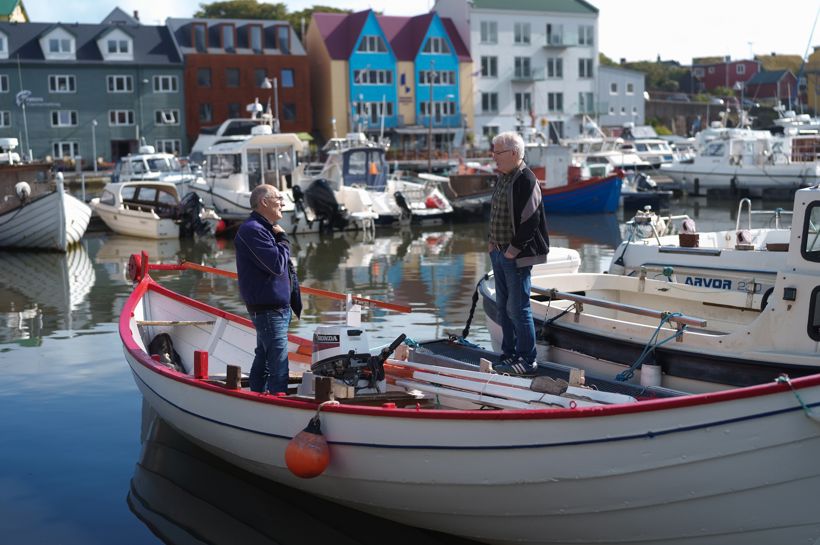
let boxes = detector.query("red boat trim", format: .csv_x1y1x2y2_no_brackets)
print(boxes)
540,173,620,197
119,274,820,421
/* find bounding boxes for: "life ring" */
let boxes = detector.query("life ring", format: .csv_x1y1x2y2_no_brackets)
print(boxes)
760,287,774,311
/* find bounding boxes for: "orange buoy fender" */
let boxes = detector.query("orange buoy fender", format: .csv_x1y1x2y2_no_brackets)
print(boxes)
285,415,330,478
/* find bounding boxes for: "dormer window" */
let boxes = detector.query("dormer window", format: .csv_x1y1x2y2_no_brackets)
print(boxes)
49,38,71,53
422,36,450,54
249,25,263,53
107,39,129,54
41,27,76,60
221,24,235,51
0,34,7,60
192,23,207,52
97,28,133,61
358,35,387,53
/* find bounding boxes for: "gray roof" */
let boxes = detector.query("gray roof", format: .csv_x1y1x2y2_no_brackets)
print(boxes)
165,18,306,56
472,0,598,13
0,21,182,64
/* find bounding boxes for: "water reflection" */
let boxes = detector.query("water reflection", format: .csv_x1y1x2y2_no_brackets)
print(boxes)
0,246,95,344
131,402,478,545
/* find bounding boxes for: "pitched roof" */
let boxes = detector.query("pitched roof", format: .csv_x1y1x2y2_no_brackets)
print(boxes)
379,13,432,61
0,0,20,17
472,0,598,13
0,21,182,64
747,70,793,85
312,10,370,60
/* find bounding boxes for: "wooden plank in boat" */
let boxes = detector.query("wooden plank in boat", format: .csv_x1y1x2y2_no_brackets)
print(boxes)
137,320,216,326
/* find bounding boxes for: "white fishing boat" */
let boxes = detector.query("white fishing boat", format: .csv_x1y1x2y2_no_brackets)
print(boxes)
483,184,820,389
293,133,453,225
112,145,201,196
0,139,91,251
90,181,220,240
190,128,375,234
118,256,820,545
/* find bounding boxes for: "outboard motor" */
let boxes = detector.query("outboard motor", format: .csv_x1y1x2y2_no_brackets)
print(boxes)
177,192,214,237
310,328,406,395
635,172,657,191
393,191,412,222
304,179,349,232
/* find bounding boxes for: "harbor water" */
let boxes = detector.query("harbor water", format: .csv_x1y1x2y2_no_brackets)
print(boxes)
0,195,792,544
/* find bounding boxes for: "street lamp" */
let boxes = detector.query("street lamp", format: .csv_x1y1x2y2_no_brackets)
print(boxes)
446,93,455,158
91,119,98,173
261,76,280,132
427,60,436,173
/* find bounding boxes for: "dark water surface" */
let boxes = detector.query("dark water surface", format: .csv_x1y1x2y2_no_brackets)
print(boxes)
0,195,791,544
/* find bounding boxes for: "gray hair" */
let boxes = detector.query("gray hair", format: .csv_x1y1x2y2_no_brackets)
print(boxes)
249,184,277,210
492,131,525,160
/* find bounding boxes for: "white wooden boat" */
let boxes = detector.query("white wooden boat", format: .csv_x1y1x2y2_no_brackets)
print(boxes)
483,184,820,389
90,181,220,240
611,199,792,295
190,128,376,233
119,257,820,545
0,155,90,251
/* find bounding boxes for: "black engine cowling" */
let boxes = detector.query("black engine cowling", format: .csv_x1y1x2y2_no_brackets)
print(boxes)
177,192,214,237
304,179,349,232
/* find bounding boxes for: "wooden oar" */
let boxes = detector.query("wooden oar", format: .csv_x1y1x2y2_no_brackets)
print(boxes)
146,260,412,313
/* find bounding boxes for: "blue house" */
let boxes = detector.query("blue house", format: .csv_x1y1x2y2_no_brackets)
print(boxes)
348,11,398,133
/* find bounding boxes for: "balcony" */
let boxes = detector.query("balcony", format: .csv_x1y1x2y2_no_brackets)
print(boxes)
543,35,577,48
511,67,546,82
419,114,464,129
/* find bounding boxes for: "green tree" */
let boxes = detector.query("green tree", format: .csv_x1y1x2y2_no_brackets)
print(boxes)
599,52,617,67
195,0,287,19
287,5,351,39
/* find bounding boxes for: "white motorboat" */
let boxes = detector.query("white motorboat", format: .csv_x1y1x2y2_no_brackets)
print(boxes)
112,145,201,196
90,181,220,240
0,139,91,251
117,256,820,545
483,184,820,390
293,133,452,226
190,128,375,234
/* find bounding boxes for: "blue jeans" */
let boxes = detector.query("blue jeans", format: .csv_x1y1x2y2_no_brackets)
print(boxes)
490,250,536,363
249,308,291,394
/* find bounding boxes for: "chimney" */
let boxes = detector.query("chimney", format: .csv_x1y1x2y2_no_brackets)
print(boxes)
770,52,776,56
133,10,139,21
620,58,626,65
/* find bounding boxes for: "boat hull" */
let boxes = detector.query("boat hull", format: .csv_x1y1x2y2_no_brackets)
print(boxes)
660,162,820,194
0,188,90,251
542,174,622,214
120,279,820,545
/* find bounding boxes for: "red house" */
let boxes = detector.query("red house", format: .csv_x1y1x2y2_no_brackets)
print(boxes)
744,70,799,105
691,59,760,93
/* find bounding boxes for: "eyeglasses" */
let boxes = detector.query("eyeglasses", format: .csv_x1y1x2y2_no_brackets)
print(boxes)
492,149,513,156
266,195,285,205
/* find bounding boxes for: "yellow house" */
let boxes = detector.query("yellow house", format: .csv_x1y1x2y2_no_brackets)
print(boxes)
0,0,28,22
806,47,820,114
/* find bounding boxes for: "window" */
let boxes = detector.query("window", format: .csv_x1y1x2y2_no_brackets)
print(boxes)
481,56,497,78
49,38,71,53
546,24,563,46
199,103,213,122
481,92,498,113
609,106,615,114
514,23,530,45
579,58,593,78
693,67,705,78
736,64,746,75
578,25,594,46
546,57,563,78
515,92,532,113
227,103,240,118
0,74,8,92
109,110,135,126
620,106,626,115
51,110,78,127
514,57,531,79
276,26,290,54
0,111,9,127
155,139,181,155
802,203,820,258
283,103,296,121
197,68,211,87
193,23,207,52
221,24,235,50
419,70,454,86
550,121,564,139
353,69,393,85
578,92,594,113
480,21,497,44
281,69,294,88
153,75,178,93
708,66,715,74
106,75,132,93
354,101,393,123
626,83,635,94
482,125,499,142
49,75,76,93
422,36,450,54
610,82,618,94
357,35,387,53
249,25,263,52
632,106,638,114
809,286,820,342
0,36,5,55
547,92,563,112
154,109,180,125
107,39,129,54
53,141,78,158
419,101,455,117
225,68,240,87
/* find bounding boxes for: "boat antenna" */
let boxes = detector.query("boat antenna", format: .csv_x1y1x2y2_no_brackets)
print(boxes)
794,4,820,113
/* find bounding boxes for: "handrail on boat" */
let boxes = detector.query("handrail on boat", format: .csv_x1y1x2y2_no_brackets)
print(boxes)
735,198,792,231
531,287,708,328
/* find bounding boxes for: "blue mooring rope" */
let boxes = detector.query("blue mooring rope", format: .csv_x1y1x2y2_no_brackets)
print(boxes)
615,312,686,382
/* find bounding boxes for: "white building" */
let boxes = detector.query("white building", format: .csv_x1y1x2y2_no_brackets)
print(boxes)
435,0,599,148
597,65,646,130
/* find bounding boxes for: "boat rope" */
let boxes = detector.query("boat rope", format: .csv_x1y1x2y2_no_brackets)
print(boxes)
615,312,686,382
402,337,421,349
612,220,637,267
458,273,490,341
313,399,340,420
538,290,575,338
775,375,820,423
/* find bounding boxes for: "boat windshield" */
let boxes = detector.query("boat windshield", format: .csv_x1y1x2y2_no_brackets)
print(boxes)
146,157,181,172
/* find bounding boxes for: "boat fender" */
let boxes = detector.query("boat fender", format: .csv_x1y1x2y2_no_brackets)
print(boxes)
285,401,337,479
15,181,30,202
127,253,144,282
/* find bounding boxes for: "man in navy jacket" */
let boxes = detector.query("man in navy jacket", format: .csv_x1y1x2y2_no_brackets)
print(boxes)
235,184,294,394
488,131,550,376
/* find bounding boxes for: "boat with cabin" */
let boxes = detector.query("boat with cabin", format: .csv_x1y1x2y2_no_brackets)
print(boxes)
112,145,201,196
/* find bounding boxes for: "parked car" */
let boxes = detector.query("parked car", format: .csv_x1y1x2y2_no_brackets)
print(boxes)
666,93,690,102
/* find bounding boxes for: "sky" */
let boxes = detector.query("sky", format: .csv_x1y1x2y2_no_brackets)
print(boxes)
23,0,820,65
